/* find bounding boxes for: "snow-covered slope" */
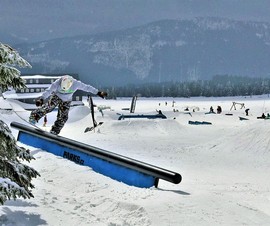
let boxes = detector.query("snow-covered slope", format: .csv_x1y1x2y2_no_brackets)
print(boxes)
0,96,270,225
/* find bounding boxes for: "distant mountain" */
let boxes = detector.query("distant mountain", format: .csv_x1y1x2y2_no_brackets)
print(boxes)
0,32,27,46
15,17,270,87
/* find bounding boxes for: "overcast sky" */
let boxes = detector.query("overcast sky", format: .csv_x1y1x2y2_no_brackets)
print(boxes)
1,0,270,44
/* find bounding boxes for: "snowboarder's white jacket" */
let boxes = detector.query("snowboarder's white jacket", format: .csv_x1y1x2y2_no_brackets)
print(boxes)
41,77,98,102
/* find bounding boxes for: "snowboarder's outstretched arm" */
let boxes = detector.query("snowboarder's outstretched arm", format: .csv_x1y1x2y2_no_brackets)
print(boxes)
74,80,107,99
74,80,98,94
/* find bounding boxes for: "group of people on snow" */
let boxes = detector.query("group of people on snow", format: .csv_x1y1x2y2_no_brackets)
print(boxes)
209,105,222,114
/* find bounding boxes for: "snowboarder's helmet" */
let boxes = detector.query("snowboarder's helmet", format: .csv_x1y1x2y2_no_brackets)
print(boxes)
61,75,73,91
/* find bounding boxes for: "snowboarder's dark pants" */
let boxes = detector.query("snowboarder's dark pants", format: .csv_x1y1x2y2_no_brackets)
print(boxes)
30,94,71,134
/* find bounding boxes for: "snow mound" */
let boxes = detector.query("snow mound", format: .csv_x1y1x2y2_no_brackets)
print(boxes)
109,118,184,137
68,106,90,122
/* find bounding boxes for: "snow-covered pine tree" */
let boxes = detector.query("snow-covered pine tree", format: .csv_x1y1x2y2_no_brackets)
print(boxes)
0,43,30,93
0,42,40,205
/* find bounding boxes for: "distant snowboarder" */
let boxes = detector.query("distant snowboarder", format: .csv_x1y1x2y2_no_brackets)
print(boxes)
29,75,107,135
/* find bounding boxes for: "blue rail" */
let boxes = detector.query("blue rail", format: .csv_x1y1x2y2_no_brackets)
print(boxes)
11,122,181,188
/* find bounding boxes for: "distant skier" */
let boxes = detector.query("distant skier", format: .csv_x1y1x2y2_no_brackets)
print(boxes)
29,75,107,135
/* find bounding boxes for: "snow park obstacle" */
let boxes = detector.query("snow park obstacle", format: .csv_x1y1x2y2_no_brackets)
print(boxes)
188,120,212,125
121,95,137,113
230,102,245,110
239,116,249,121
118,112,167,120
11,121,181,188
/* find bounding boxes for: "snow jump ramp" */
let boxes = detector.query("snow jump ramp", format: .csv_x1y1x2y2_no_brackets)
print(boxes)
11,121,181,188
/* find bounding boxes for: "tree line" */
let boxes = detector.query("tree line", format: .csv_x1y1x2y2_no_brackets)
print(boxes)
104,75,270,98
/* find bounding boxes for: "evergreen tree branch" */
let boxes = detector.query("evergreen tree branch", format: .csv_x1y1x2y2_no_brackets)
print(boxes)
0,178,33,205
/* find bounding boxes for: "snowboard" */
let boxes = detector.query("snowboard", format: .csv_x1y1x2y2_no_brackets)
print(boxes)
84,122,104,133
84,96,103,133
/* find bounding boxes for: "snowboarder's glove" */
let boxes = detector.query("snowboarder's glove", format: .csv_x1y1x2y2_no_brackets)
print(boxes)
97,91,108,99
35,98,44,107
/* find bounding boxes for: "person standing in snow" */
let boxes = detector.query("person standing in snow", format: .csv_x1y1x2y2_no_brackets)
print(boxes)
217,105,222,114
245,108,250,116
29,75,107,135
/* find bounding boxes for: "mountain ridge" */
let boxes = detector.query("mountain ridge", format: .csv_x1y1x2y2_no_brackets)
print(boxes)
15,17,270,87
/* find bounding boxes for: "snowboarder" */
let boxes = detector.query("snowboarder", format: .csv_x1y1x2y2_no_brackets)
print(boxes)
29,75,107,135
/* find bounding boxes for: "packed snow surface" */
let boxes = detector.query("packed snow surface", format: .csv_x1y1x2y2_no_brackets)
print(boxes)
0,96,270,226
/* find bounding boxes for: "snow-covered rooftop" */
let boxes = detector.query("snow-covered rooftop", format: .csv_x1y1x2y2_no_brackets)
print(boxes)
21,75,61,79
